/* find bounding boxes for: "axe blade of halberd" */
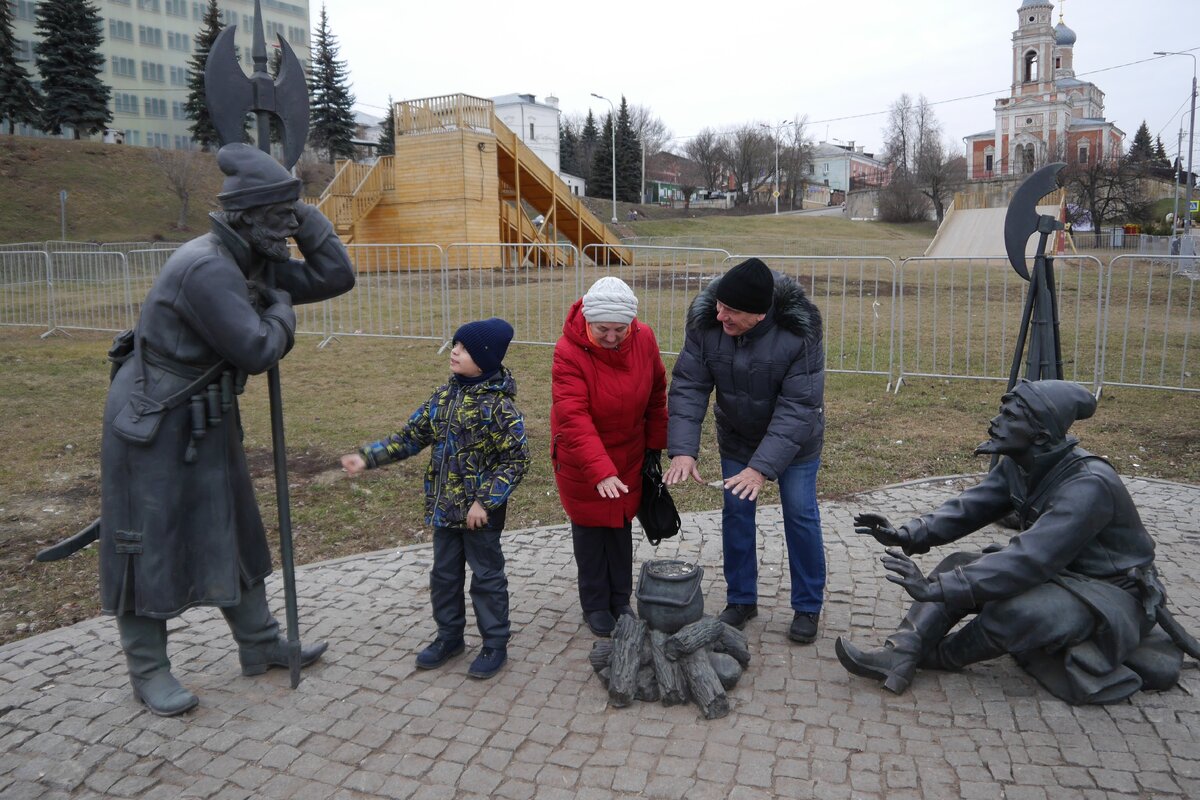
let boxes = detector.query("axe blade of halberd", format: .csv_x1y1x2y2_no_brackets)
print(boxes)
1003,162,1067,281
203,28,309,169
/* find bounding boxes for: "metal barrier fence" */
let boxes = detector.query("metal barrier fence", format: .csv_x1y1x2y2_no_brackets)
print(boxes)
0,251,51,329
3,243,1198,396
895,256,1106,392
1099,255,1200,394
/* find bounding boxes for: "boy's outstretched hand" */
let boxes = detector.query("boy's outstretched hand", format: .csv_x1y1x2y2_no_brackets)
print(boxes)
466,501,489,530
340,453,367,475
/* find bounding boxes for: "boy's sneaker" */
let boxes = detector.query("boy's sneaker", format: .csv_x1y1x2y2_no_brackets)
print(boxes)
467,646,507,679
583,609,616,637
415,638,464,670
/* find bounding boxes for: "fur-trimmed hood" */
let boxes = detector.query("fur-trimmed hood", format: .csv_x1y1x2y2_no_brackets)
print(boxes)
686,270,821,340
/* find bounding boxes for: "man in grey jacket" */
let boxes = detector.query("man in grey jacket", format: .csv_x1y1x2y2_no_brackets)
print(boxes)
665,258,826,642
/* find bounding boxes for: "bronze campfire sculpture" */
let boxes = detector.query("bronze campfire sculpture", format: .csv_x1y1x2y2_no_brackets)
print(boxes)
837,379,1199,704
589,560,752,720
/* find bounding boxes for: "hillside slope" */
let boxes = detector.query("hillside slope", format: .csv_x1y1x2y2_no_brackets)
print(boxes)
0,137,228,243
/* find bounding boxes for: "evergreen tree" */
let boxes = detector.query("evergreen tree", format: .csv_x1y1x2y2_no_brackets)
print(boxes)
184,0,223,150
33,0,110,139
1154,135,1170,168
614,96,641,203
0,0,41,134
558,118,578,175
376,95,395,156
1128,120,1154,161
308,4,357,164
578,110,599,180
589,113,614,200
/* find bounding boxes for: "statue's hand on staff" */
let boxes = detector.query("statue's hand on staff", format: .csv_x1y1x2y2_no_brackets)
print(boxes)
853,512,911,549
262,286,293,308
881,548,943,602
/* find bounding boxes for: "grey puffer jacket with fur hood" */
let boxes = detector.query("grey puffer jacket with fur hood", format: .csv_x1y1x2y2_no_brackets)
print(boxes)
667,271,824,479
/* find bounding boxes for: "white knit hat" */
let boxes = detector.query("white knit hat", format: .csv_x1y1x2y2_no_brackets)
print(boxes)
581,276,638,324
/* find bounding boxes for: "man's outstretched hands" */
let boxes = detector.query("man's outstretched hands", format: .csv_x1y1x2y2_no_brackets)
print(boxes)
853,512,912,549
881,548,943,602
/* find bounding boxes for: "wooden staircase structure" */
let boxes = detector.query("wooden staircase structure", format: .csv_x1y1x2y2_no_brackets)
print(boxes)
310,158,395,243
309,94,629,266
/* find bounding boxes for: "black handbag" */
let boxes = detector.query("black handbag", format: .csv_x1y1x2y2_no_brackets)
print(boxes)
637,451,682,546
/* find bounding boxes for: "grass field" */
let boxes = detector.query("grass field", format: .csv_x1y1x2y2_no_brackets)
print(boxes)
2,325,1198,647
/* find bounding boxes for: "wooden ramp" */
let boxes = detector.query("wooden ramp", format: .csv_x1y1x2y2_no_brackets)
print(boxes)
492,117,630,265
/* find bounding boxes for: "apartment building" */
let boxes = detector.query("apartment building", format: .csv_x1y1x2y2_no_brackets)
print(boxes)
8,0,311,148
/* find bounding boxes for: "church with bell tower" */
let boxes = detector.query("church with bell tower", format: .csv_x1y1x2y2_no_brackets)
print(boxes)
965,0,1124,181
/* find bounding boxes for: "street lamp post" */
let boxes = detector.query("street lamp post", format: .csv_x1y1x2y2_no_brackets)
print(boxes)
1156,51,1197,245
759,120,793,215
591,93,618,224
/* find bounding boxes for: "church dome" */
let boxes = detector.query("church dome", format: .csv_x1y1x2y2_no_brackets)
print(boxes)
1020,0,1052,7
1055,21,1077,45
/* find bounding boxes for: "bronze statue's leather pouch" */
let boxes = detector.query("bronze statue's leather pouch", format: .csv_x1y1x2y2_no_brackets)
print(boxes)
111,392,167,446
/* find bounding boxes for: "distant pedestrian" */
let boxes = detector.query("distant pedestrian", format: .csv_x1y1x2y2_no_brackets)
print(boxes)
551,277,668,637
341,318,529,679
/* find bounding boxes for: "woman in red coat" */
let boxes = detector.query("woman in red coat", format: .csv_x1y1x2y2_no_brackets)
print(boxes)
552,277,669,636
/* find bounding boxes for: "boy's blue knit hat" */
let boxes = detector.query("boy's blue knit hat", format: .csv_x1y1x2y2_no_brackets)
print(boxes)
454,318,513,375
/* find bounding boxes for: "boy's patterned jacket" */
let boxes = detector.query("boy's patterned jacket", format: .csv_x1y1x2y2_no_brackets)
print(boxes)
359,369,529,528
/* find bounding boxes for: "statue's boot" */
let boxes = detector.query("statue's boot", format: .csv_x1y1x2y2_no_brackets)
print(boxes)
922,619,1006,671
222,580,328,676
836,602,960,694
117,614,199,717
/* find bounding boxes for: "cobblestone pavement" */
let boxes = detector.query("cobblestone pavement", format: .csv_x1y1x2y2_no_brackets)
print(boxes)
1,476,1197,799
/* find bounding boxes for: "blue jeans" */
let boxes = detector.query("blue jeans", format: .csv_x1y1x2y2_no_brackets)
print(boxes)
721,456,824,613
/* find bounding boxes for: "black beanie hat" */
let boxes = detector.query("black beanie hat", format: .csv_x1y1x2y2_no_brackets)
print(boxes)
453,317,514,375
715,257,774,314
1009,379,1097,442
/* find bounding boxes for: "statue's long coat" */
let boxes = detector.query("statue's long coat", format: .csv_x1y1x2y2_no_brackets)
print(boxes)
99,208,354,618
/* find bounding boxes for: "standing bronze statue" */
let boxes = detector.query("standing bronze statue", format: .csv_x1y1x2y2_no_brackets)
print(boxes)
94,145,354,716
837,380,1198,704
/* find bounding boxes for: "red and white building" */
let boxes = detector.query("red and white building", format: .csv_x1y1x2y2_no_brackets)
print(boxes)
965,0,1124,181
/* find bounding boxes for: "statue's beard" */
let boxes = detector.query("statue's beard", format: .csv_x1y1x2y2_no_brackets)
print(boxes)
248,222,293,263
974,425,1003,456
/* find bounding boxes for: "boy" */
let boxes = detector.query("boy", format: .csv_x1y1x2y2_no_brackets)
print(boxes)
341,318,529,679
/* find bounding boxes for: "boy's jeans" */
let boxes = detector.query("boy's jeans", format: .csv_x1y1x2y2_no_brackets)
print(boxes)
431,527,510,648
720,456,825,614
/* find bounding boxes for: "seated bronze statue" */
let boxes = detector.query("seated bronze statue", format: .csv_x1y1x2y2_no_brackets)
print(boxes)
837,379,1198,705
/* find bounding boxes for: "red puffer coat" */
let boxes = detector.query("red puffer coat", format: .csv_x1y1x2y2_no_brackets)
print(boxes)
551,299,668,527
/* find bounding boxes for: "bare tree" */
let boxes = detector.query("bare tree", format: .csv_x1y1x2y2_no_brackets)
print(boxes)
151,148,207,230
721,124,774,205
1061,153,1153,246
883,93,916,174
779,116,812,210
628,104,672,156
683,127,726,192
915,135,967,223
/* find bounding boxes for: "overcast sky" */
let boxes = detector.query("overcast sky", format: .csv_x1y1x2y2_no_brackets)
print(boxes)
318,0,1197,161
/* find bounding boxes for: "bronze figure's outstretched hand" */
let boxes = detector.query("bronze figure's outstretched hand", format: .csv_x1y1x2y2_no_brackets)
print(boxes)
881,548,943,602
853,512,911,548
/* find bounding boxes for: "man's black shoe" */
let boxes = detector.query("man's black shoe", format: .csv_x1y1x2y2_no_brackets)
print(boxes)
717,603,758,630
789,612,820,644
